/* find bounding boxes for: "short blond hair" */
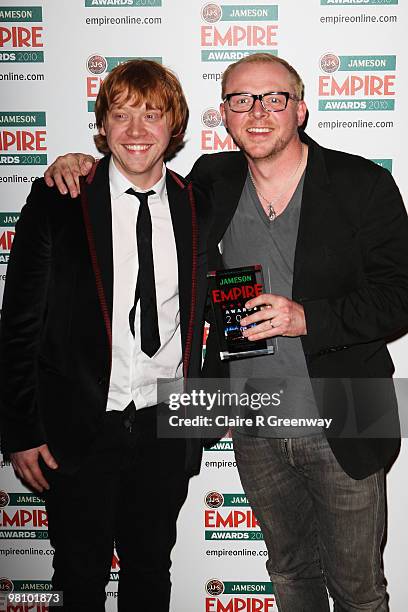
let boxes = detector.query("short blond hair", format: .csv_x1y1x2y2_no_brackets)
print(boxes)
221,53,304,101
94,59,189,159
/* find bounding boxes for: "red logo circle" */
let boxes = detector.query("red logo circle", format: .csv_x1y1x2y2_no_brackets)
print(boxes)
205,491,224,508
0,578,13,592
320,53,340,74
0,491,9,508
202,109,222,128
202,3,222,23
87,54,107,75
206,579,225,596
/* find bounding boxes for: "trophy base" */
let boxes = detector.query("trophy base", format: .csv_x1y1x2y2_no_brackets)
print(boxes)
220,344,275,361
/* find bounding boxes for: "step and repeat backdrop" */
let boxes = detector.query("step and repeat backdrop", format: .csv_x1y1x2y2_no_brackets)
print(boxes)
0,1,407,610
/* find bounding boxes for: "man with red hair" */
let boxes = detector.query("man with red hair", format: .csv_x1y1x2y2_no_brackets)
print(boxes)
0,60,209,611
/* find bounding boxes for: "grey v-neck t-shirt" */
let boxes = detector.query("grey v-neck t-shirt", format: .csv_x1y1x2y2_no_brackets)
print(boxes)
221,171,320,437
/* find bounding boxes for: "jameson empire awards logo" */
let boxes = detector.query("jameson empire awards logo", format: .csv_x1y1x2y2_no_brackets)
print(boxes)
0,214,19,264
321,0,398,5
200,3,279,63
0,6,44,63
84,0,162,6
204,491,263,541
205,579,275,611
0,112,47,165
0,490,48,540
318,52,396,111
86,54,162,112
0,579,53,591
201,107,238,152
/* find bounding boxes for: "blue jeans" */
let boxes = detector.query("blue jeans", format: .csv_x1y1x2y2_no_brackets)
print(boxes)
232,432,388,612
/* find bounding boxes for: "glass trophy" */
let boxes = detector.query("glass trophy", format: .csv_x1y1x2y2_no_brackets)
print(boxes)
207,264,276,361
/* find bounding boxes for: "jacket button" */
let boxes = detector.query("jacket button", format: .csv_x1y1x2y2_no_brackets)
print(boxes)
98,377,107,385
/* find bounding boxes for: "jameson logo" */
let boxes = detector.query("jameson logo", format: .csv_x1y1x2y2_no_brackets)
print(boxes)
0,111,46,125
0,5,44,63
205,579,275,611
0,490,10,507
0,577,13,592
0,492,44,506
0,7,42,21
321,0,398,5
321,54,396,71
202,108,222,129
0,111,47,165
202,3,278,22
206,580,273,595
0,213,19,263
85,0,162,6
205,491,225,509
0,579,53,590
201,3,278,63
372,159,392,172
205,491,250,508
86,54,162,112
219,274,253,286
318,52,396,111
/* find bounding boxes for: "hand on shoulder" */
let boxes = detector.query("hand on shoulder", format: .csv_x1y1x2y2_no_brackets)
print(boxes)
44,153,95,198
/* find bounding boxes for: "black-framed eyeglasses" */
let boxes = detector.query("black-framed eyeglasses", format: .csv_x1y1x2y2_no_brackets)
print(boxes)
223,92,300,113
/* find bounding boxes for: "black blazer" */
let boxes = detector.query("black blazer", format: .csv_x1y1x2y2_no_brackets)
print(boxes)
190,132,408,479
0,155,209,475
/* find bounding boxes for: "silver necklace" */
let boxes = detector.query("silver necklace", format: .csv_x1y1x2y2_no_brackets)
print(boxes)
249,144,304,221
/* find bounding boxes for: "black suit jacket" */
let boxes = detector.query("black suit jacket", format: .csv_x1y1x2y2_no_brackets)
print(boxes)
0,155,209,475
190,132,408,479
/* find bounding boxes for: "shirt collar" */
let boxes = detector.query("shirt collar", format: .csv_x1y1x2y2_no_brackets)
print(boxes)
109,156,167,203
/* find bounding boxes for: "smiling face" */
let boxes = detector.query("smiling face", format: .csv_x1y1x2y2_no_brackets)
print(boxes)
100,96,172,188
220,61,307,162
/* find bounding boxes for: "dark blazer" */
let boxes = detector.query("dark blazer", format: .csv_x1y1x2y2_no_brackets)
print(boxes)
0,155,209,475
190,132,408,479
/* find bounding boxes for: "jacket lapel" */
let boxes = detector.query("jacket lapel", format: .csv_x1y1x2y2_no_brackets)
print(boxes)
292,133,332,298
209,152,248,249
81,162,197,369
166,170,196,357
80,155,113,350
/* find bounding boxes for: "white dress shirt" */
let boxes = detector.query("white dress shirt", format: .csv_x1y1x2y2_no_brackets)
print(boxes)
107,158,183,411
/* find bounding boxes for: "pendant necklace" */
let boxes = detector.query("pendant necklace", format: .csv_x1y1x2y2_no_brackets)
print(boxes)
249,144,304,221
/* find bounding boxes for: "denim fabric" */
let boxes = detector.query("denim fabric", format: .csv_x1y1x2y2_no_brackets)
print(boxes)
232,432,388,612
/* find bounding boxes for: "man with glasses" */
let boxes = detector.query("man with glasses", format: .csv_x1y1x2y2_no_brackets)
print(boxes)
43,53,408,611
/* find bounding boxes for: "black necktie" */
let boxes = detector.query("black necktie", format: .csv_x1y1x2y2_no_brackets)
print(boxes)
126,188,161,358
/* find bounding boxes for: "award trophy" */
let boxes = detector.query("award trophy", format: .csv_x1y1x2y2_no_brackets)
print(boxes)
207,264,276,361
